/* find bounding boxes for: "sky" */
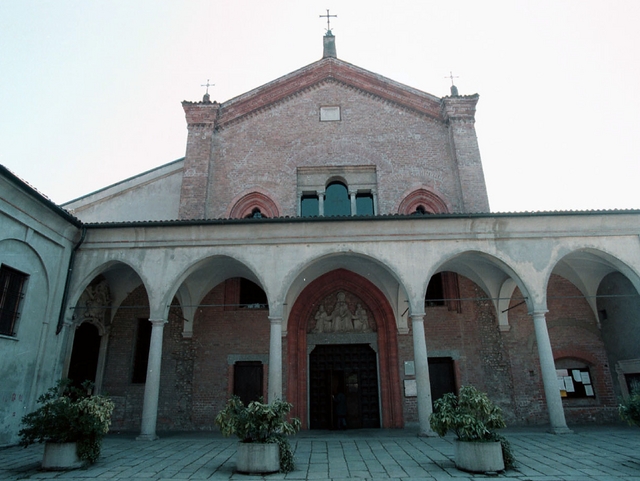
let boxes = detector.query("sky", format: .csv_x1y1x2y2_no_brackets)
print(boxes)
1,0,639,212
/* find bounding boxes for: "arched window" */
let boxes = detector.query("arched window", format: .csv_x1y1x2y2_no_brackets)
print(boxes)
413,205,428,215
324,182,350,216
245,208,263,219
398,189,450,215
228,191,279,218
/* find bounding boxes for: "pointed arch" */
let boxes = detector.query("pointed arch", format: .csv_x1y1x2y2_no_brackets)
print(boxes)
287,268,403,429
227,190,280,218
397,188,450,214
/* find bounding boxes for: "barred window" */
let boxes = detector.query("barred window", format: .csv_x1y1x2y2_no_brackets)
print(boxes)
0,265,28,336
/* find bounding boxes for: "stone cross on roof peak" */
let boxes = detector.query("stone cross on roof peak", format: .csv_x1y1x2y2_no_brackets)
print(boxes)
320,9,337,35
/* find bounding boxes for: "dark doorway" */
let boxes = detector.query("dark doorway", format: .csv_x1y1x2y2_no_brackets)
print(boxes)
309,344,380,429
68,323,101,388
428,357,456,405
234,361,263,405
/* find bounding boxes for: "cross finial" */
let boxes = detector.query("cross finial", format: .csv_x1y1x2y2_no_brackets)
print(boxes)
201,79,214,95
445,71,459,86
319,9,337,33
444,72,460,96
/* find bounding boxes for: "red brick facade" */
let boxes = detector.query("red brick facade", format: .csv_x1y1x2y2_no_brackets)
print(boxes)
179,57,490,221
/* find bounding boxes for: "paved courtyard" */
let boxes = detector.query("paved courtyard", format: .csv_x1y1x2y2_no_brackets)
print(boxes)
1,425,638,480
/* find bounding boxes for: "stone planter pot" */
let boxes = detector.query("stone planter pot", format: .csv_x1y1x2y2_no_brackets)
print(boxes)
454,439,504,473
236,442,279,474
42,442,84,470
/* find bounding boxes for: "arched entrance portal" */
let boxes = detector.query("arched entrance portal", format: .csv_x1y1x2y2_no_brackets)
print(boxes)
287,269,403,429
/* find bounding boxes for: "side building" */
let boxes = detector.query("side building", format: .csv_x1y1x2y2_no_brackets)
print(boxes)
0,165,82,446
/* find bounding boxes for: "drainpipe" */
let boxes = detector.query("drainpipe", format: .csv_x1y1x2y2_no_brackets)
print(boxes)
56,226,86,334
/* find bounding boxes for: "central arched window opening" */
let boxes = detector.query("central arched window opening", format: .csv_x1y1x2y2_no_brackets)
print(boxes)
324,182,350,216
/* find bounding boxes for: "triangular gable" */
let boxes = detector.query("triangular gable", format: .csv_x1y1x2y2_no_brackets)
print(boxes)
210,57,445,128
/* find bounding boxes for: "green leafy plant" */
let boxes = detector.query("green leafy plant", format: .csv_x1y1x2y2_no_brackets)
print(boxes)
215,396,301,473
429,385,515,468
619,389,640,427
19,379,114,464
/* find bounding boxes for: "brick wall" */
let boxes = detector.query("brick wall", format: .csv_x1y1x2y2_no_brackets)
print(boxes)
191,282,270,427
504,274,618,425
179,79,490,220
102,285,193,431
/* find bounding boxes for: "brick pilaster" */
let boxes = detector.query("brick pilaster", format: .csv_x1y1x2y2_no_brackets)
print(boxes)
179,101,219,219
441,95,490,213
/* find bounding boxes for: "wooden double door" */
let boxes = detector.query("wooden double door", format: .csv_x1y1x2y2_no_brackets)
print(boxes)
309,344,380,429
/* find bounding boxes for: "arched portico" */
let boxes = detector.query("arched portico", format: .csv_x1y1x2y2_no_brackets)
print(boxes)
55,211,640,439
64,262,146,394
427,249,572,433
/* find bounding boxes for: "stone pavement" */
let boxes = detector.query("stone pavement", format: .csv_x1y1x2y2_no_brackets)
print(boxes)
1,425,639,480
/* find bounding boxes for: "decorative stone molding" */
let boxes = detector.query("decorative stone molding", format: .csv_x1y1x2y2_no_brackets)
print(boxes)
227,191,281,219
397,188,450,214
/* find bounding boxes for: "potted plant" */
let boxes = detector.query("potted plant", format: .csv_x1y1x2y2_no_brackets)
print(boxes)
19,379,114,469
215,396,301,474
619,388,640,427
429,385,514,473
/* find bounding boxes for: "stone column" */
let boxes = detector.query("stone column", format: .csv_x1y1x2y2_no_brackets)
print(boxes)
532,311,572,434
268,316,283,402
349,190,357,216
93,330,110,395
372,190,378,215
411,314,436,436
318,192,325,216
137,318,167,441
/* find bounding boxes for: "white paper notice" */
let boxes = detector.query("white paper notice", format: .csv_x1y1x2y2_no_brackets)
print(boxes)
404,379,417,397
558,378,566,390
564,376,575,392
581,371,591,385
572,370,582,382
585,385,594,396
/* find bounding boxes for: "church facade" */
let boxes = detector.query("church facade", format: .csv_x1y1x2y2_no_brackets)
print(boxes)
1,33,639,445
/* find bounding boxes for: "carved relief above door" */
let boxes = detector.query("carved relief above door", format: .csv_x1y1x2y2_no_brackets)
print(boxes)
308,290,376,334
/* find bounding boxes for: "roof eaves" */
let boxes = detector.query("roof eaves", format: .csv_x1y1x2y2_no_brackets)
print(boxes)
83,208,640,229
0,164,83,227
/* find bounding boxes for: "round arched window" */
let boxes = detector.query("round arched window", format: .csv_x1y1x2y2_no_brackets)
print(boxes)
324,182,350,216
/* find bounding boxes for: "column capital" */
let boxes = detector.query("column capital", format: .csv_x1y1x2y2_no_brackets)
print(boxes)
530,310,549,319
410,313,426,321
148,318,168,327
268,316,283,325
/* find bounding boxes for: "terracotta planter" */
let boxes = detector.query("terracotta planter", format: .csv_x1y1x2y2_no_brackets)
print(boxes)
42,442,84,470
236,442,279,474
454,439,504,473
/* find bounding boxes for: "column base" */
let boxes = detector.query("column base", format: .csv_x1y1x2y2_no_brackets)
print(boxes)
548,426,573,435
136,433,159,441
418,429,438,437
